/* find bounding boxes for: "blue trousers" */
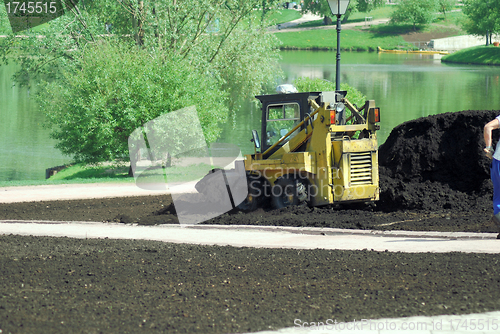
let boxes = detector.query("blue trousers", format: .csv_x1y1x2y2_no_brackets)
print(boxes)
492,159,500,215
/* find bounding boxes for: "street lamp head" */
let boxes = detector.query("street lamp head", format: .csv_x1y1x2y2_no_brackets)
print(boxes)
327,0,350,16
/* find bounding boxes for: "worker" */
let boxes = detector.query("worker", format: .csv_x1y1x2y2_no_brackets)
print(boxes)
484,116,500,238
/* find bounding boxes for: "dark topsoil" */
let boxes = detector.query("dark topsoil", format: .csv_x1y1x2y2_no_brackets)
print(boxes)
1,235,500,334
1,110,500,333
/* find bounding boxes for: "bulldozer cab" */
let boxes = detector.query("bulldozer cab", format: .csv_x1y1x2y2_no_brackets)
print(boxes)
255,91,346,155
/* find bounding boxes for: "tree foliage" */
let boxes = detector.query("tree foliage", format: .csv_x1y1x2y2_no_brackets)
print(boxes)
293,77,367,108
300,0,385,23
301,0,359,23
40,43,228,164
1,0,282,164
357,0,385,13
437,0,455,19
390,0,437,30
461,0,500,39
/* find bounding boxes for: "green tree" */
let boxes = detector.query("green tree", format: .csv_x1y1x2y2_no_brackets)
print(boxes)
438,0,456,20
40,43,228,164
390,0,438,30
357,0,385,13
301,0,359,24
293,77,367,108
462,0,500,43
301,0,385,25
84,0,282,107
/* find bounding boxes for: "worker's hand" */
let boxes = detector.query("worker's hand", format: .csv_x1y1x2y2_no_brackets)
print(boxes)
485,146,494,159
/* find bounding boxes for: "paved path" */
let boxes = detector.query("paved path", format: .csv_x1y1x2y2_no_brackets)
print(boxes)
0,181,196,203
0,222,498,254
268,10,390,33
268,12,322,31
272,17,390,33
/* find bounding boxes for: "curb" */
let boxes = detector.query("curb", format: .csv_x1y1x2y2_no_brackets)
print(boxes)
1,221,497,240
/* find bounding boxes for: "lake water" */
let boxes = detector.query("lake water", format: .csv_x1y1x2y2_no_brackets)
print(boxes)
2,51,500,181
0,64,68,181
219,51,500,155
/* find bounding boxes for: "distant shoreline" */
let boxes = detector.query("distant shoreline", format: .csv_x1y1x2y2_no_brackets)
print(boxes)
441,45,500,66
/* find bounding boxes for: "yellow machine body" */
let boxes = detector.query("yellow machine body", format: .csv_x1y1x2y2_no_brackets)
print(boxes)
244,92,380,207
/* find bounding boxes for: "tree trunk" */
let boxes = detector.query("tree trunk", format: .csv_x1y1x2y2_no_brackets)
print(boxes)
137,1,145,46
132,0,145,46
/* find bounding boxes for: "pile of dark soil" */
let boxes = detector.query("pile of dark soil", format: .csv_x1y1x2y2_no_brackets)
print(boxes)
1,234,500,334
378,110,498,212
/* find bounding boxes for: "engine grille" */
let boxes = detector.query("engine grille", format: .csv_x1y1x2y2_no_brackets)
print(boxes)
349,152,372,185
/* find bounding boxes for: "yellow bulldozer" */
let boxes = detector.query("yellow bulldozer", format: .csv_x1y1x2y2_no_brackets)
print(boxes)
237,89,381,211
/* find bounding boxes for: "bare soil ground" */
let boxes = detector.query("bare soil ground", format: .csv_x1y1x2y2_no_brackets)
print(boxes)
401,27,464,43
1,235,500,334
1,110,500,333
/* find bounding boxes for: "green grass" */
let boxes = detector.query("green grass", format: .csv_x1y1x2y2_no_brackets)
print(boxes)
265,9,302,26
442,45,500,66
275,5,466,51
275,28,412,51
368,22,463,38
52,162,217,183
0,177,133,188
0,161,219,188
346,5,396,24
48,163,131,181
433,10,466,28
0,163,136,187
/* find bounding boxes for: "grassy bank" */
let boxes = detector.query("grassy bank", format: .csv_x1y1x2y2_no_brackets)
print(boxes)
265,9,302,25
0,164,134,188
276,6,465,51
275,28,412,51
442,45,500,65
0,161,220,188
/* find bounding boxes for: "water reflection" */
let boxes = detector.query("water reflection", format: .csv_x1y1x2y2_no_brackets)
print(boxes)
0,65,68,181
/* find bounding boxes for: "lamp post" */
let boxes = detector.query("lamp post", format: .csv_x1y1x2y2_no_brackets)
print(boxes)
327,0,350,91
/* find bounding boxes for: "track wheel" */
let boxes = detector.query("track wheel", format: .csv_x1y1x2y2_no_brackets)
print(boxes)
236,174,267,212
271,175,308,209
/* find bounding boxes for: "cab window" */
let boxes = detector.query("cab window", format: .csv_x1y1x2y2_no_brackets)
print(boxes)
266,103,300,146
